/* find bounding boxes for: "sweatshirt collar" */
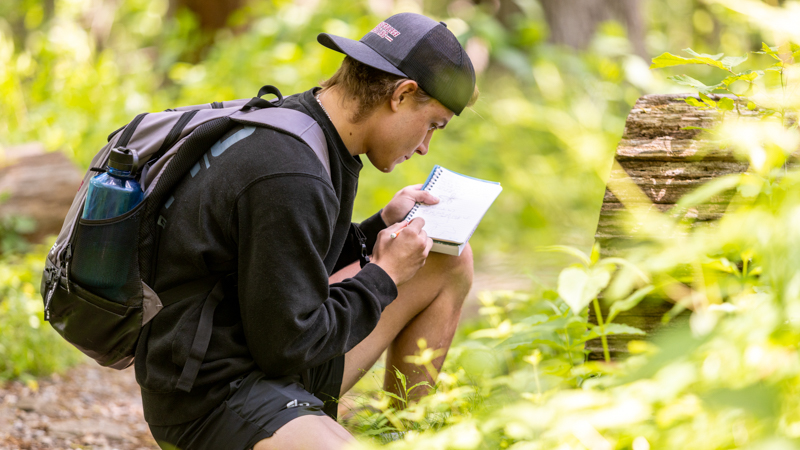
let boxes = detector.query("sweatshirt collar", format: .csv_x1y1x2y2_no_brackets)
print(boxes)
302,88,363,177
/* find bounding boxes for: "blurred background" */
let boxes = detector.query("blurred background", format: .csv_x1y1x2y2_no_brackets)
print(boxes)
0,0,776,273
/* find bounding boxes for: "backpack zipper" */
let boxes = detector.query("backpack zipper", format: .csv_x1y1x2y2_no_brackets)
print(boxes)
43,243,71,321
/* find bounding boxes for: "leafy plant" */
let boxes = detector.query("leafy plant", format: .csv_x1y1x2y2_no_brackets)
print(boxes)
0,245,84,383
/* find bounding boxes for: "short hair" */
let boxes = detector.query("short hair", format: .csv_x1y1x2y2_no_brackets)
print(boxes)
320,56,479,123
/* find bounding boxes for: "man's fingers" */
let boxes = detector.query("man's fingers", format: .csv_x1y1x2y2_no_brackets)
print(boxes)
385,221,409,232
407,188,439,205
423,237,434,256
382,221,409,239
406,217,426,233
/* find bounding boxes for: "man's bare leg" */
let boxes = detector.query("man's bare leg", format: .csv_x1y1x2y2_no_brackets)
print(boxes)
339,245,473,402
255,247,472,449
253,415,354,450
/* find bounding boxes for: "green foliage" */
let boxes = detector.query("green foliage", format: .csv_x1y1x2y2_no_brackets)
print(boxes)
0,200,35,256
347,5,800,448
0,0,659,258
0,246,84,383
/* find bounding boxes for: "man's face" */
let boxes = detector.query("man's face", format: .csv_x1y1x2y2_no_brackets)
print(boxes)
364,94,454,173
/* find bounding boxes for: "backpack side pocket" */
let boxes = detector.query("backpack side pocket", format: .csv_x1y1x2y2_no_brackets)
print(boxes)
48,276,141,369
70,201,145,305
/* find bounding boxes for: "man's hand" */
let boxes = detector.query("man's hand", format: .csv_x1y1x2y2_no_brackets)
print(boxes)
371,218,433,286
381,185,439,226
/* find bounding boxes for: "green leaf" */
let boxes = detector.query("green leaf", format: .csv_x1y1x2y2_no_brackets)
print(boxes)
577,323,646,344
537,245,591,266
683,48,730,71
383,391,406,403
590,242,601,265
699,92,717,108
757,42,782,61
718,97,735,111
747,101,757,110
721,70,760,86
668,75,721,93
651,52,711,70
607,286,656,323
676,174,743,208
683,48,724,60
557,266,611,314
685,97,711,109
720,54,748,69
520,314,549,326
597,257,650,283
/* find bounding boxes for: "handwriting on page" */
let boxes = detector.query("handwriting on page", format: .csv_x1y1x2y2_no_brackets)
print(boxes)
412,171,497,242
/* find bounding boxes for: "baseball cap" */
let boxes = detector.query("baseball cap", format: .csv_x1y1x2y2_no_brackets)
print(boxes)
317,13,476,115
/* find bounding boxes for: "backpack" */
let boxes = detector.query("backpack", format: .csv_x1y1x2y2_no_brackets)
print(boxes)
40,86,331,392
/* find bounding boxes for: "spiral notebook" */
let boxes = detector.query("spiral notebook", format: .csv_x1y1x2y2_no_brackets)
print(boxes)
403,165,502,256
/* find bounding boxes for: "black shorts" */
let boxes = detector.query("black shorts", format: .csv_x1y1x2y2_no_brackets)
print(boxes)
149,355,345,450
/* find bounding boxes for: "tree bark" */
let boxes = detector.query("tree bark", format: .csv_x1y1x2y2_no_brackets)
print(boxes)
538,0,648,59
588,94,756,360
169,0,246,31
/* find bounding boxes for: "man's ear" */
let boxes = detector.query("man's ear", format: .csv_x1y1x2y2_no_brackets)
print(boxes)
390,80,420,112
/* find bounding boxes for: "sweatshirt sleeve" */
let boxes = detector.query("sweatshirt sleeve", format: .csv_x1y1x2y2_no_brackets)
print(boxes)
332,211,388,273
233,174,397,378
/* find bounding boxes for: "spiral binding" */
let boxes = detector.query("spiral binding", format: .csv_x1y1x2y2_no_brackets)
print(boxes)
405,167,443,221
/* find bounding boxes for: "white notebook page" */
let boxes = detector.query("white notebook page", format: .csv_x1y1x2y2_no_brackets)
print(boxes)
407,167,502,244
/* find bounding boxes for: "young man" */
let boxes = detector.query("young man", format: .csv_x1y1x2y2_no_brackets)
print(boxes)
138,12,478,450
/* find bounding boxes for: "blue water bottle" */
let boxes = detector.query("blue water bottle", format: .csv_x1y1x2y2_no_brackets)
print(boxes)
82,148,143,220
72,148,144,300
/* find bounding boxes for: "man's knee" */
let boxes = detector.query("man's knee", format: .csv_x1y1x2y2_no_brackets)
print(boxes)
425,243,474,303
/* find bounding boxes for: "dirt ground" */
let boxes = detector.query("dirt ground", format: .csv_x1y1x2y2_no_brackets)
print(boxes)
0,364,158,450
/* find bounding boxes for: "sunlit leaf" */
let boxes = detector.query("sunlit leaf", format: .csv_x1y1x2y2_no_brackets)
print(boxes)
650,52,714,70
718,97,735,111
685,97,711,109
557,266,611,314
597,257,650,283
675,174,743,208
683,48,724,61
720,54,748,69
578,323,646,343
721,70,760,86
537,245,591,266
668,75,721,93
607,286,656,323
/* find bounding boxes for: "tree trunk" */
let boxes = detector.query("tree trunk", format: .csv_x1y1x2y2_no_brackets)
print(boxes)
169,0,246,31
538,0,648,59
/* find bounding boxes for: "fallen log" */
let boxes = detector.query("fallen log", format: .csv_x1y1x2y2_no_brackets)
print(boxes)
0,143,83,243
587,94,751,360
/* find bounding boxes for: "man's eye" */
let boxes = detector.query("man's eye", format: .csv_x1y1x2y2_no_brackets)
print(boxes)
429,125,437,131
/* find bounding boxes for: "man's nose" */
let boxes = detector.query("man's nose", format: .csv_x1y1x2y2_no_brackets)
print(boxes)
416,132,433,155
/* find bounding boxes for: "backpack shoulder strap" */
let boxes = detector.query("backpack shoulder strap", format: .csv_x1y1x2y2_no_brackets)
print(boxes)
230,108,331,181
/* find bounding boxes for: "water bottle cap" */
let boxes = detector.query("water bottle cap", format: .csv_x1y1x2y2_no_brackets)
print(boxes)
109,148,138,173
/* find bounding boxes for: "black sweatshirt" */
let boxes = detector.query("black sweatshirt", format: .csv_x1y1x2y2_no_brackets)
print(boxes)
135,88,396,426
